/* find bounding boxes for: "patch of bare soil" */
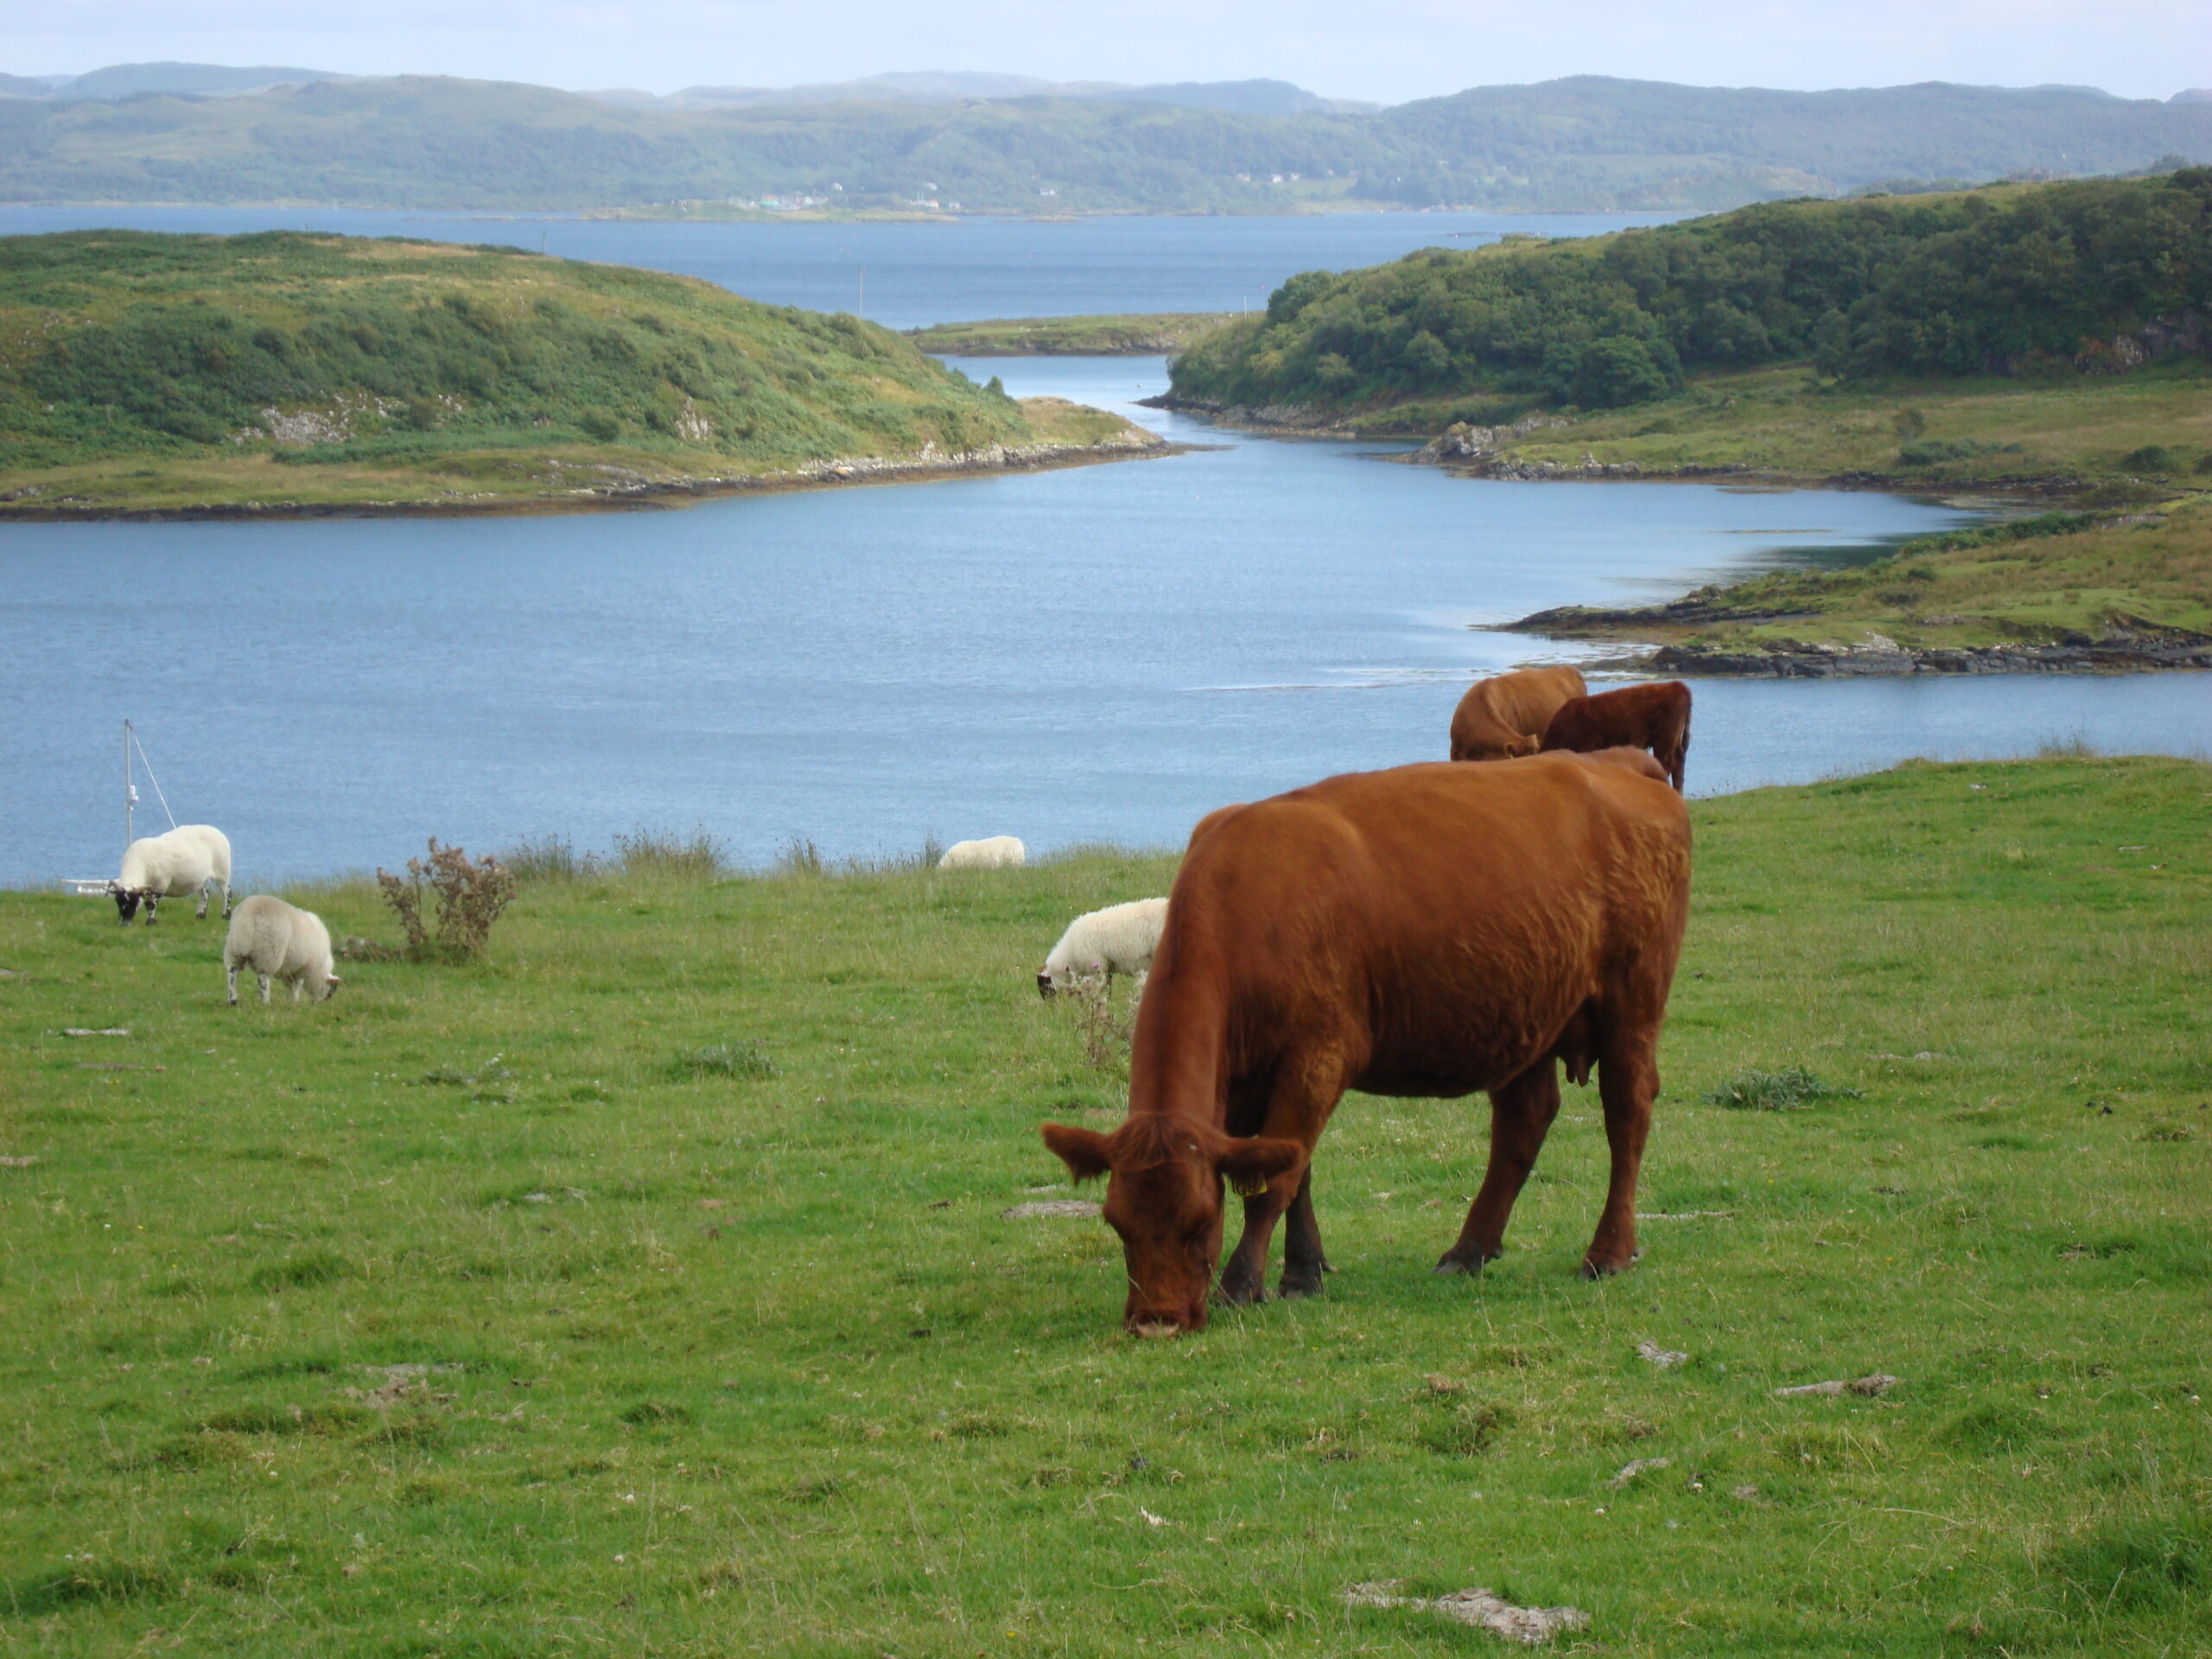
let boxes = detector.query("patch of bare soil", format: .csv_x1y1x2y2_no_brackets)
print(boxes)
1000,1199,1101,1220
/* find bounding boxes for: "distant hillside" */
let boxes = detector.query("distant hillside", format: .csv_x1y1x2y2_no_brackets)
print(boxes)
6,60,346,99
0,72,2208,213
0,230,1135,513
1166,171,2212,414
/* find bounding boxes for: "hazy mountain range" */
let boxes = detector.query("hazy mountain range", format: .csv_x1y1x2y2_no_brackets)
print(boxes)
1,64,2208,214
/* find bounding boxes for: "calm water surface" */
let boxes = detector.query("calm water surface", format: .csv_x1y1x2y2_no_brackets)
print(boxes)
0,206,1681,329
3,217,2203,883
7,353,2202,886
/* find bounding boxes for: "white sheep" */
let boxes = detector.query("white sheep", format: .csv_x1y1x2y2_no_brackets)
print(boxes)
1038,897,1169,997
938,836,1026,871
223,895,341,1006
111,824,232,925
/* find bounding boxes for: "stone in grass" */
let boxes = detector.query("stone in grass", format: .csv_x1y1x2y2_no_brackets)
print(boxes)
1001,1199,1102,1220
1775,1373,1899,1398
1344,1581,1588,1644
62,1027,130,1038
1637,1340,1689,1369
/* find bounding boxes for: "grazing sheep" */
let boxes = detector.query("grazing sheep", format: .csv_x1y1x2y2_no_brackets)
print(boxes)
1039,898,1169,997
938,836,1026,871
111,824,232,925
1448,666,1588,761
223,895,341,1006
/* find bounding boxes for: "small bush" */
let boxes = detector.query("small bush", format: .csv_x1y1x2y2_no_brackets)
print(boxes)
671,1042,777,1080
2120,444,2172,473
1060,971,1145,1071
1702,1066,1862,1110
377,838,517,961
578,410,620,441
2194,452,2212,474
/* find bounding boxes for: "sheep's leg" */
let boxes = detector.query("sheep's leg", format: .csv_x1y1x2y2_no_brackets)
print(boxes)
290,977,303,1004
257,973,272,1006
1217,1054,1344,1306
226,966,239,1007
195,881,209,920
1437,1058,1561,1274
1278,1167,1331,1299
143,893,159,925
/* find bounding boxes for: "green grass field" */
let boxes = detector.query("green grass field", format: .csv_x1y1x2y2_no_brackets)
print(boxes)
3,758,2209,1656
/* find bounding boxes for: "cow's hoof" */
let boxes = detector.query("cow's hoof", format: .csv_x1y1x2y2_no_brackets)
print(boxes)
1215,1278,1268,1307
1278,1271,1325,1300
1433,1249,1498,1277
1578,1250,1643,1281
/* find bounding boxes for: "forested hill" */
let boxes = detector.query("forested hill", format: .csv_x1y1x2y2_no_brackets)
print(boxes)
1166,171,2212,413
0,73,2208,213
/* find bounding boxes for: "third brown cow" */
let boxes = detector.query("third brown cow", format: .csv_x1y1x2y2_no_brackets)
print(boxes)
1447,665,1587,761
1541,681,1693,791
1040,749,1691,1335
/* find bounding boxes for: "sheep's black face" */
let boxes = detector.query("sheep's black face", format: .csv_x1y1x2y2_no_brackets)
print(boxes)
113,887,142,924
1036,970,1057,1000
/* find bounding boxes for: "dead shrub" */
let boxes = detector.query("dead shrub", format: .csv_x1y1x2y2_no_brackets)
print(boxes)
377,839,517,962
1063,970,1145,1071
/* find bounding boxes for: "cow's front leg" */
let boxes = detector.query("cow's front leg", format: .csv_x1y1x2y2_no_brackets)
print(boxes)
1218,1052,1344,1306
1438,1059,1561,1274
1278,1167,1330,1299
1217,1183,1291,1306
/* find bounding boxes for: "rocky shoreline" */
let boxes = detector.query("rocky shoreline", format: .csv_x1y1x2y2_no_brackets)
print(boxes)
0,431,1181,522
1507,608,2212,677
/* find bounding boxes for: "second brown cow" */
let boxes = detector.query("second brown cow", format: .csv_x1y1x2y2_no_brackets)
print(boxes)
1447,665,1587,761
1541,681,1694,791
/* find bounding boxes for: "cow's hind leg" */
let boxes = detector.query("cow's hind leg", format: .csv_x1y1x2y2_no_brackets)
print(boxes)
1582,1026,1661,1277
1437,1058,1561,1274
1218,1054,1344,1306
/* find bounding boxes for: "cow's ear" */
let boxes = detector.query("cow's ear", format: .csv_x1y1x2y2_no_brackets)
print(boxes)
1217,1135,1304,1198
1041,1122,1113,1184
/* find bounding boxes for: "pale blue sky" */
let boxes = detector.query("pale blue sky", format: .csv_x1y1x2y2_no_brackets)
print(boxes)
7,0,2208,104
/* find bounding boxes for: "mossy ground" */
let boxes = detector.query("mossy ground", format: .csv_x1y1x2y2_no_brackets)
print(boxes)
2,758,2208,1656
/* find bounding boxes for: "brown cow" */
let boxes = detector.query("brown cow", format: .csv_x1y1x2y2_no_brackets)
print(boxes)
1448,665,1588,760
1541,682,1694,792
1040,749,1691,1334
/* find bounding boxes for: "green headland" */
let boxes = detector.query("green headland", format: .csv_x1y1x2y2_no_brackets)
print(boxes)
1158,171,2212,668
0,231,1166,518
1,755,2207,1653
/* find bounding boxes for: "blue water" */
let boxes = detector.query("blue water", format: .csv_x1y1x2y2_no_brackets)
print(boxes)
0,205,1680,329
1,216,2202,886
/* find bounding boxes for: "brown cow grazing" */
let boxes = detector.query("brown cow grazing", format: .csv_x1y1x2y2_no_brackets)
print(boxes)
1448,665,1588,760
1040,749,1690,1334
1541,681,1694,792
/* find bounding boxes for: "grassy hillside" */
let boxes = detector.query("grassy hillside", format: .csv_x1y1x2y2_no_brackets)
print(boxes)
1169,172,2212,415
0,232,1160,515
0,757,2208,1655
0,73,2207,214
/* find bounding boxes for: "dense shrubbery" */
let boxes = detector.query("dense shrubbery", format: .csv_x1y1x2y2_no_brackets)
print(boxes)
1170,171,2212,411
0,230,1029,467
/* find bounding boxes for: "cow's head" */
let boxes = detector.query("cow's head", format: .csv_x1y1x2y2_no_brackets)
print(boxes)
1040,1116,1303,1335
